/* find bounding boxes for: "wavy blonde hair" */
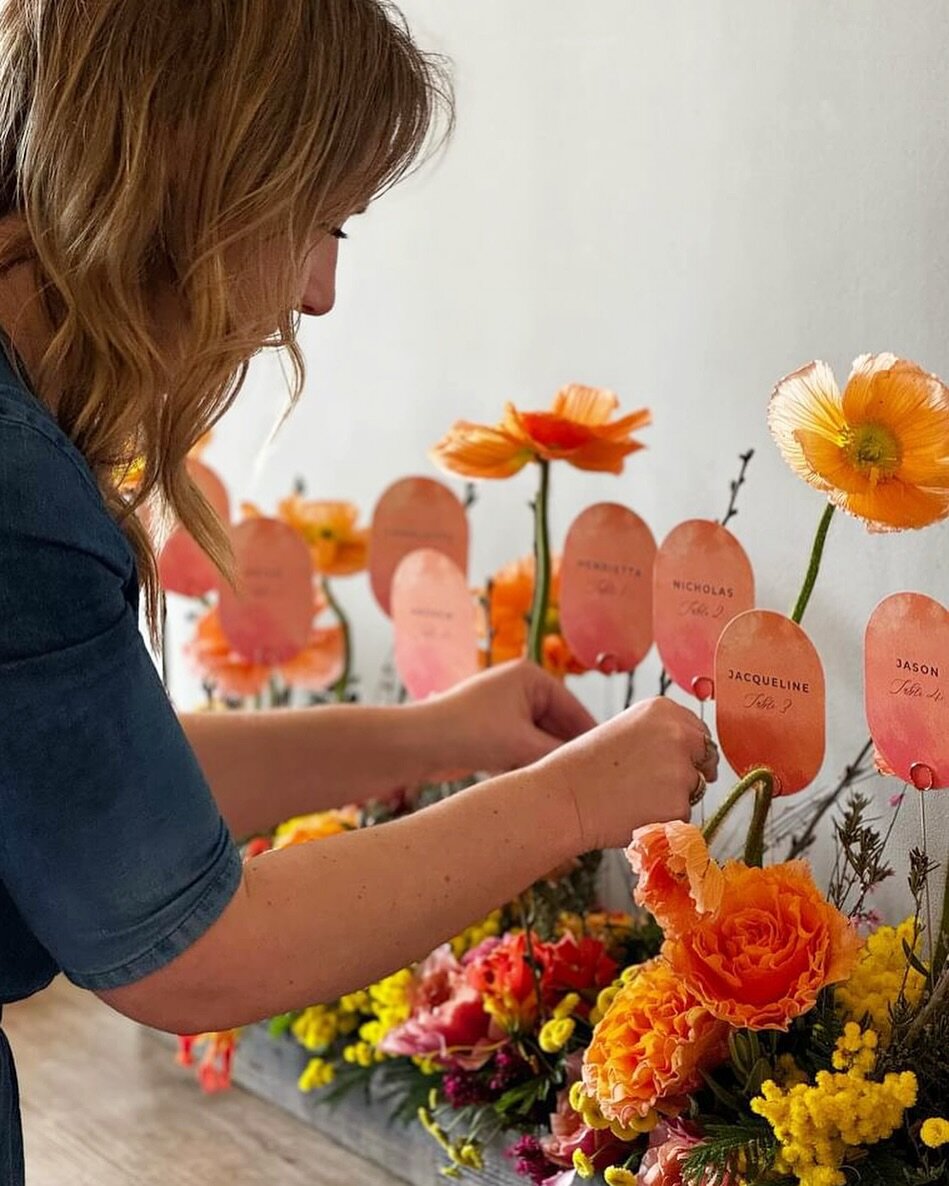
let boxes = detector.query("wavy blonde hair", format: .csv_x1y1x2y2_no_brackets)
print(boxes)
0,0,451,630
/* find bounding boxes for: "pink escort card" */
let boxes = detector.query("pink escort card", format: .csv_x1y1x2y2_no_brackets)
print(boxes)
158,459,231,597
715,610,825,795
218,518,313,664
391,549,479,700
559,503,657,673
368,477,469,616
653,520,755,699
865,592,948,791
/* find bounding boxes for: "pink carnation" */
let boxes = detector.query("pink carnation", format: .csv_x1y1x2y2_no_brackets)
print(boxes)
379,945,498,1070
637,1121,737,1186
541,1055,628,1173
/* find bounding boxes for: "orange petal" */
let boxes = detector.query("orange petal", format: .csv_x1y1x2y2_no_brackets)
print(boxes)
795,430,868,495
769,361,847,489
317,535,369,577
593,407,653,442
567,436,646,474
549,384,620,426
515,410,597,456
832,479,949,531
842,353,918,421
430,421,531,478
279,626,345,691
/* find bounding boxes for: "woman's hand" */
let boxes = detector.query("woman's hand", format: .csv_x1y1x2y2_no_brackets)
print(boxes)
536,696,719,851
425,660,597,777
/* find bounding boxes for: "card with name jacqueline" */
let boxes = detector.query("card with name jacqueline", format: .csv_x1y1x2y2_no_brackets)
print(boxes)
392,548,479,700
653,519,755,699
218,518,314,664
715,609,825,795
559,502,657,674
865,592,948,791
158,458,231,597
368,477,469,616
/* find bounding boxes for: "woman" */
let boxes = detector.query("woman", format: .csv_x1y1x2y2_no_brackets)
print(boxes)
0,2,717,1179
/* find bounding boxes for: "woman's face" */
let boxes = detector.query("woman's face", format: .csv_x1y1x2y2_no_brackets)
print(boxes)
299,231,341,317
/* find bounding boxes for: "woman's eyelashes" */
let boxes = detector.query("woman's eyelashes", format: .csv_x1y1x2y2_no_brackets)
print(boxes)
330,227,349,240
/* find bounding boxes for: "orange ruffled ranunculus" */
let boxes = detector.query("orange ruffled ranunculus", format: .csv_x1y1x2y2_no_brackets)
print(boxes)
187,604,344,698
431,384,651,479
484,554,587,677
626,822,724,937
244,496,369,576
769,353,949,531
581,960,729,1127
665,859,860,1031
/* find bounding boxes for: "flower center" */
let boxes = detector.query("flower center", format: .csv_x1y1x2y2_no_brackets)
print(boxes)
846,423,901,481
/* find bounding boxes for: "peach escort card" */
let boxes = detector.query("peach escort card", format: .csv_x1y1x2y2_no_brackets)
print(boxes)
391,548,479,700
653,520,755,700
559,503,657,674
865,592,948,791
715,609,825,795
368,477,469,616
158,459,231,597
218,518,313,664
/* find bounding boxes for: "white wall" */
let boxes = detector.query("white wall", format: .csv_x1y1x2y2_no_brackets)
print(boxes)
172,1,949,920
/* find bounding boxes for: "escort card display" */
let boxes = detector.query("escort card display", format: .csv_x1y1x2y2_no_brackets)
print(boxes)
559,502,657,674
653,519,755,700
368,477,469,616
865,592,948,791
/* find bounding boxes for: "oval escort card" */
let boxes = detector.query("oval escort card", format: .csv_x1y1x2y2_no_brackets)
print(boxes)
715,610,825,796
392,549,479,700
865,592,948,791
157,459,231,598
369,477,469,616
218,518,313,664
559,503,657,674
654,520,755,700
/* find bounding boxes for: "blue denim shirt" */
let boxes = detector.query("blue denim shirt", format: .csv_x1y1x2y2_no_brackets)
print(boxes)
0,352,241,1180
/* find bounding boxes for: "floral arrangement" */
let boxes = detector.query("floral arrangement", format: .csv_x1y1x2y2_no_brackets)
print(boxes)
173,356,949,1186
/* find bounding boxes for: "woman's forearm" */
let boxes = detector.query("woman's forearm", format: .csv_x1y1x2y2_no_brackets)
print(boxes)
182,701,450,837
101,763,580,1033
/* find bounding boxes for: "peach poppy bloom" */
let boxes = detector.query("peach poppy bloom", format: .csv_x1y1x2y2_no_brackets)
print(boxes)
581,959,729,1126
769,353,949,530
186,605,343,698
626,822,724,937
666,859,860,1031
243,497,369,576
483,554,587,677
431,384,651,478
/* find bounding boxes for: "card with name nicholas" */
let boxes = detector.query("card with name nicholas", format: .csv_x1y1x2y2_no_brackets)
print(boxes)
559,502,657,674
865,592,948,791
715,610,825,795
218,518,313,664
653,519,755,700
368,477,469,616
392,548,479,701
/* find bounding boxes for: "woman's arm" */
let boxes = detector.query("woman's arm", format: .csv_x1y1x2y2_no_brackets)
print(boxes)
101,697,716,1033
181,701,445,837
181,662,598,838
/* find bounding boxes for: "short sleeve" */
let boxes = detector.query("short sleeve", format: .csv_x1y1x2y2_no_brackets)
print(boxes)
0,400,242,991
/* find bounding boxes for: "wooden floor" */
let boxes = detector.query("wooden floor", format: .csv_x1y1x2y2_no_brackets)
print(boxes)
3,977,393,1185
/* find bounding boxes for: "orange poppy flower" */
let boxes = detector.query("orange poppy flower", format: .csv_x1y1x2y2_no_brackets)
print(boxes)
186,604,344,698
431,384,651,478
244,497,369,576
482,554,587,676
769,353,949,530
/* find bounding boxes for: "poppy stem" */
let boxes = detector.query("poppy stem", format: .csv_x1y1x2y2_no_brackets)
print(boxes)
791,503,836,624
743,774,775,867
321,577,352,702
703,766,774,848
527,460,552,666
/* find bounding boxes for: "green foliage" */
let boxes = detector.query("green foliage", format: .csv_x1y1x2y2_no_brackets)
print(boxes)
680,1118,777,1185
